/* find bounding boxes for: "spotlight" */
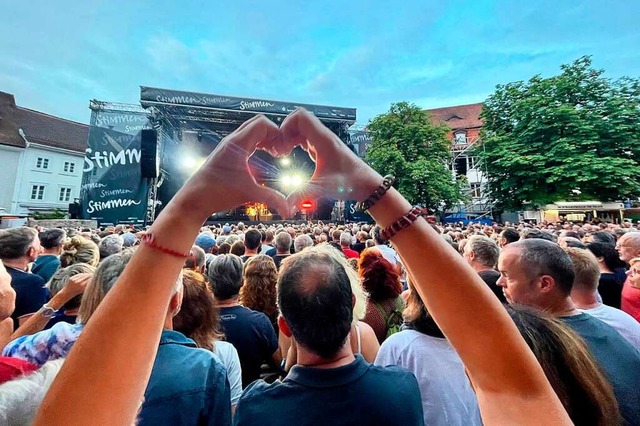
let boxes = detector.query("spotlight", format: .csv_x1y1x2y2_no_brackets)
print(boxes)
281,173,305,189
280,157,291,167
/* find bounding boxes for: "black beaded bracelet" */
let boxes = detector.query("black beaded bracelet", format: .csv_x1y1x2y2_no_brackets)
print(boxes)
358,175,396,211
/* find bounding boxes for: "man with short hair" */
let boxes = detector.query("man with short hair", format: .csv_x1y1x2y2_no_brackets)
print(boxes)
565,247,640,347
208,254,280,387
234,251,423,425
351,231,368,254
331,229,342,243
33,229,66,282
463,235,504,303
497,239,640,424
0,228,47,329
340,232,359,259
98,234,124,260
616,232,640,321
372,225,400,266
294,234,314,253
241,229,262,262
270,232,292,269
184,246,206,274
261,230,274,255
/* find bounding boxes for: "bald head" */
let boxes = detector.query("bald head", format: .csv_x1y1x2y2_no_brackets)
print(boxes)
616,232,640,263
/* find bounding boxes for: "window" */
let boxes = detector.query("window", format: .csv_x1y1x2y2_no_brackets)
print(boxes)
36,157,49,169
454,132,467,145
31,185,45,200
63,162,75,173
454,157,468,176
470,183,481,198
59,187,72,202
467,156,477,170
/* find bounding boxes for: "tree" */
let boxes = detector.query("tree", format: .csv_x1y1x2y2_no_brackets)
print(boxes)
365,102,464,214
477,56,640,211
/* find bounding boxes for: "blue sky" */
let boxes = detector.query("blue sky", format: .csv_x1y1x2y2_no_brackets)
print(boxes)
1,1,638,125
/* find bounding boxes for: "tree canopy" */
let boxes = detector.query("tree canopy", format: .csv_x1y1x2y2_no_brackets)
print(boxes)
365,102,463,212
477,56,640,211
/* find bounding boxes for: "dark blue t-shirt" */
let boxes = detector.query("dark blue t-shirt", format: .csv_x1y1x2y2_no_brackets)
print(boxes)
560,313,640,425
220,305,279,387
7,267,48,330
32,255,60,284
234,355,424,426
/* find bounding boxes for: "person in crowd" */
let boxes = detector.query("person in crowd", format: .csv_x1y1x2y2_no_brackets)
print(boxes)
235,249,424,425
184,245,206,274
230,240,245,257
498,227,520,248
59,236,99,268
32,229,66,283
588,231,616,246
217,242,231,255
587,241,627,308
122,232,138,248
207,254,280,387
506,305,621,425
616,232,640,320
521,228,555,241
195,232,217,254
98,234,124,261
331,228,342,244
270,231,292,269
260,230,275,254
371,225,400,266
240,229,262,262
351,230,368,254
0,228,47,329
497,239,640,424
558,236,587,249
340,232,359,259
293,234,313,253
359,248,404,344
375,280,482,426
44,264,95,329
463,235,505,303
173,269,242,409
239,255,278,331
565,247,640,347
34,111,573,426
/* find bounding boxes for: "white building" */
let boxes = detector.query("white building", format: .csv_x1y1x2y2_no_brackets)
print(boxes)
0,91,88,215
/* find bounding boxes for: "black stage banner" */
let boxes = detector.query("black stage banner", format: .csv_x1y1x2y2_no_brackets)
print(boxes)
80,109,150,225
140,86,357,121
349,130,372,158
344,200,372,222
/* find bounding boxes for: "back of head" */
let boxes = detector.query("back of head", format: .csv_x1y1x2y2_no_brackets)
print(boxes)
586,241,626,272
358,248,402,301
565,248,600,291
467,235,499,268
230,240,245,256
560,230,581,240
339,232,353,247
501,228,521,245
60,236,99,268
217,242,231,255
506,305,621,425
244,229,262,251
275,231,292,253
561,237,586,249
240,255,278,319
99,234,124,259
173,269,223,351
39,229,66,250
0,227,38,260
194,233,216,253
294,234,314,253
278,251,353,359
521,228,554,242
403,280,444,338
77,249,134,324
184,246,206,271
512,239,575,296
207,254,243,300
331,229,342,242
372,225,385,244
591,231,615,246
48,263,96,310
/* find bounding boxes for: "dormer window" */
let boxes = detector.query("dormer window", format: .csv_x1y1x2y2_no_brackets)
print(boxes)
454,131,467,145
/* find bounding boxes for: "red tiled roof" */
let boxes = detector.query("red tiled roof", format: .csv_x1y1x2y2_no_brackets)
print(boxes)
425,103,484,131
0,91,89,153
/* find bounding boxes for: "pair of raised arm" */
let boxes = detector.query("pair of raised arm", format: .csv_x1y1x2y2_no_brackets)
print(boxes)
35,110,570,425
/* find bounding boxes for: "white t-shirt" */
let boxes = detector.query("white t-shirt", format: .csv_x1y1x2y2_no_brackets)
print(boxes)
374,329,482,426
213,340,243,405
374,244,400,266
580,304,640,348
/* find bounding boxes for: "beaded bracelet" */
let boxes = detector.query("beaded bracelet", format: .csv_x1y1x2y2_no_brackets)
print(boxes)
358,175,396,211
140,232,190,258
380,206,423,241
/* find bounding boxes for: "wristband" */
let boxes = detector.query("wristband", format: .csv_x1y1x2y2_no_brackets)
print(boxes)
358,175,396,211
140,232,190,258
380,207,423,241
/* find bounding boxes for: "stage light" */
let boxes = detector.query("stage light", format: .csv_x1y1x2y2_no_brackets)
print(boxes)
280,173,305,189
279,157,291,167
182,155,198,169
301,200,314,209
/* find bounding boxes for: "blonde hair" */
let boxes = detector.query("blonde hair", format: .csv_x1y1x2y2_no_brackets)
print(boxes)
304,243,368,322
565,247,600,290
60,236,99,268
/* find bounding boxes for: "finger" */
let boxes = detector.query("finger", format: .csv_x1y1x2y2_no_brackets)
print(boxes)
253,185,291,219
280,109,338,157
231,115,280,153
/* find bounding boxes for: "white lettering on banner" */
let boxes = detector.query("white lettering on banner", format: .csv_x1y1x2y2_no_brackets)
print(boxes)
87,199,141,214
350,203,357,215
239,100,275,111
100,189,133,197
351,134,371,143
81,182,107,191
95,114,146,127
83,147,142,172
155,95,232,105
125,125,150,132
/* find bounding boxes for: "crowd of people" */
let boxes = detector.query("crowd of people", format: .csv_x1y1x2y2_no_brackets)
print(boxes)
0,109,638,425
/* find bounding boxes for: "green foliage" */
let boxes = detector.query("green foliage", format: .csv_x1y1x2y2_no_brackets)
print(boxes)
31,209,67,220
478,56,640,211
365,102,464,212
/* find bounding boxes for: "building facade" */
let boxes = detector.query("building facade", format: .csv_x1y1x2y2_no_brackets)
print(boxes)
0,91,88,215
425,103,492,220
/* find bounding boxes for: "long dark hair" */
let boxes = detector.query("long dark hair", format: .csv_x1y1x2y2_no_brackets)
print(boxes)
587,242,626,271
402,280,445,339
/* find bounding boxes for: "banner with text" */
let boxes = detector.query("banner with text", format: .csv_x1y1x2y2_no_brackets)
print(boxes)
80,109,150,225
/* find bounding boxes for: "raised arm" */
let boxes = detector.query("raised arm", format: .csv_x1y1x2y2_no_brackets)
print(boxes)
35,115,288,426
283,109,570,425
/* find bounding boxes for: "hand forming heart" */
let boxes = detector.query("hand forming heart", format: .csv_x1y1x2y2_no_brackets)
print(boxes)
172,109,383,222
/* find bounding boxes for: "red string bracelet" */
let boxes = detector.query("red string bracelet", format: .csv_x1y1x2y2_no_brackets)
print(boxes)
139,232,190,258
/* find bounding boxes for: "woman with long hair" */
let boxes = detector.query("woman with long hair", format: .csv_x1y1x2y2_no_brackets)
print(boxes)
239,255,278,331
358,248,404,344
173,269,242,408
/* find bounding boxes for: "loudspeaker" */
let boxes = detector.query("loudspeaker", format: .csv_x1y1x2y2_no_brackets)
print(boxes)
68,202,80,219
140,129,159,178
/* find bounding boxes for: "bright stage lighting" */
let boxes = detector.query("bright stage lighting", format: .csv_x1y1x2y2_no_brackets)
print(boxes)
181,154,205,172
279,157,291,167
281,173,304,189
